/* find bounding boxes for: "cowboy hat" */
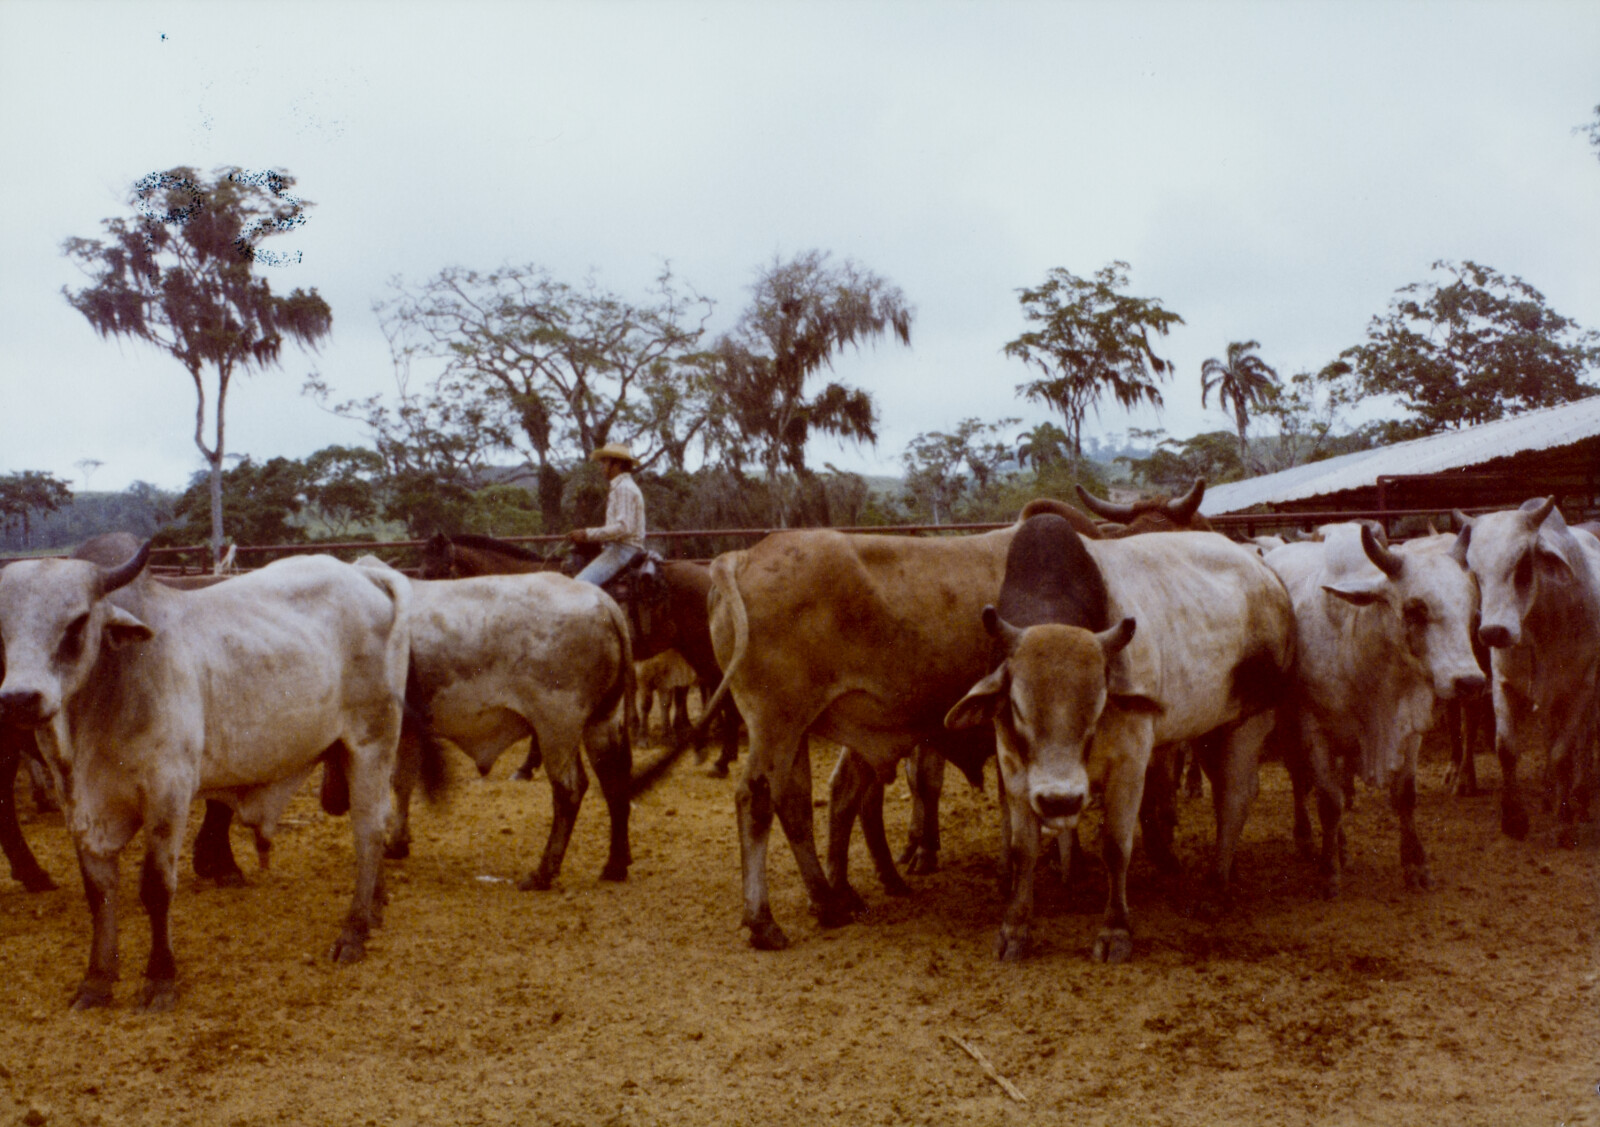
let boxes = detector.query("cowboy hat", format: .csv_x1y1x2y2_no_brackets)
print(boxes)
590,442,638,468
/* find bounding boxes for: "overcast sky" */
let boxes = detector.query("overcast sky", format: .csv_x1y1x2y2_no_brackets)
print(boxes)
3,0,1598,494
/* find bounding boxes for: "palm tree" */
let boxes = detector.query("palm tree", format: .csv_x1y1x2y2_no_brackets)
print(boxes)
1015,422,1069,470
1201,340,1280,465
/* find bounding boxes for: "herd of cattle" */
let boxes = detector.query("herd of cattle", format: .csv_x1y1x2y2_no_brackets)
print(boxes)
0,483,1594,1011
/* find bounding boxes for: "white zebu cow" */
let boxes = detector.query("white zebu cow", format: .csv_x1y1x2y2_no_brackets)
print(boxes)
1264,524,1484,896
0,544,409,1010
943,531,1296,962
365,562,636,890
1457,498,1600,846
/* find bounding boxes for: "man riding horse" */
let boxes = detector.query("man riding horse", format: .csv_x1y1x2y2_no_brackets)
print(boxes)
569,443,646,587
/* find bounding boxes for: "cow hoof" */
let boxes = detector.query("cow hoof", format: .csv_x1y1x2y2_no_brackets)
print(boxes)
903,847,939,876
17,869,56,893
599,861,629,883
517,870,554,892
328,935,368,965
995,928,1029,963
815,899,856,929
1319,875,1342,900
511,768,534,782
139,979,176,1013
71,981,114,1011
880,873,913,898
1404,865,1436,891
1501,806,1530,841
708,763,730,779
383,838,411,861
1092,928,1132,964
746,920,790,951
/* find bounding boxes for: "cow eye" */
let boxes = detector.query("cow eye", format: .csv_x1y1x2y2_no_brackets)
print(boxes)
58,613,89,662
1402,599,1429,627
1512,552,1533,589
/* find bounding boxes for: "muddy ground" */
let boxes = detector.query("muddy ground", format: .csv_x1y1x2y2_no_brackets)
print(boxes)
0,730,1595,1127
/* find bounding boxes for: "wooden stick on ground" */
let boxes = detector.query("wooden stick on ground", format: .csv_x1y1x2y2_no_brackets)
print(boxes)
944,1033,1028,1104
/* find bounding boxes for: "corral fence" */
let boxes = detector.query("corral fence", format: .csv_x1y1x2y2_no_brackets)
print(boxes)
0,502,1554,574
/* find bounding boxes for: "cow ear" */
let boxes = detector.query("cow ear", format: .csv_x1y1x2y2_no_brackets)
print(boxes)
1322,581,1388,608
945,664,1009,731
1535,544,1576,581
103,606,154,649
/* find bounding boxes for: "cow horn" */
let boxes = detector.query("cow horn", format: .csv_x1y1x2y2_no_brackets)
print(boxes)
1524,496,1557,527
981,605,1026,655
97,540,151,595
1074,484,1134,521
1162,479,1206,522
1095,617,1136,657
1449,523,1471,568
1360,523,1403,579
1451,509,1474,532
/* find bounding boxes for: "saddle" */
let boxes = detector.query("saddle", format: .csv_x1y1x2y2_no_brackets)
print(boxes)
601,550,667,644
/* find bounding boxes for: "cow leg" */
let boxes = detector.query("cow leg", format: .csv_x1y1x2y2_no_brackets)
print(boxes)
898,746,945,875
137,815,184,1012
1093,731,1153,964
996,796,1041,962
711,698,741,778
385,726,420,861
858,760,911,897
773,736,850,928
330,734,396,965
1550,705,1591,850
192,799,245,885
0,732,54,892
736,738,786,949
1495,733,1529,841
1443,698,1484,797
668,686,691,752
823,751,872,915
512,732,543,782
1284,738,1317,863
585,713,633,883
26,756,59,813
1139,743,1183,876
1391,741,1434,890
74,848,122,1009
1196,712,1273,919
520,736,589,891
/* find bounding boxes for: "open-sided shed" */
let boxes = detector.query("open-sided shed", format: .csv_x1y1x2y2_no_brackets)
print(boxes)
1199,397,1600,535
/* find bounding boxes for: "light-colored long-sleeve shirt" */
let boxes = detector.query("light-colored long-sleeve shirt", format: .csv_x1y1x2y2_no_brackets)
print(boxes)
584,472,646,551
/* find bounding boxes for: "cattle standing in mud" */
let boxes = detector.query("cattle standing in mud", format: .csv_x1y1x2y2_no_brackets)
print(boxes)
1264,524,1484,896
944,526,1294,961
1456,499,1600,846
0,545,409,1010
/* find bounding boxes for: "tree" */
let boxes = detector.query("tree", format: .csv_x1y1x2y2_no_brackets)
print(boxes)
1015,421,1070,470
0,471,72,548
63,167,332,565
300,445,385,539
714,250,913,526
1335,260,1600,437
74,459,105,491
902,418,1019,524
1003,262,1183,460
1200,340,1281,465
372,264,712,527
1579,103,1600,163
1119,431,1245,490
166,456,311,555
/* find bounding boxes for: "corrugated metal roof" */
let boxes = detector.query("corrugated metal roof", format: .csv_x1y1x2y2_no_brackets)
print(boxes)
1200,396,1600,515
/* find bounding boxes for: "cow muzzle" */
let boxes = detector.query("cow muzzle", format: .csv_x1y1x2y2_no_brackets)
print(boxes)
1477,623,1516,649
1032,788,1085,826
0,689,54,728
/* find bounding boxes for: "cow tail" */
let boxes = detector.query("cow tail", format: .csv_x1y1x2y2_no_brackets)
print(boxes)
687,552,748,747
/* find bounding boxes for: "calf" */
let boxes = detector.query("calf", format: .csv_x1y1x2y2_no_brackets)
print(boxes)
0,545,408,1009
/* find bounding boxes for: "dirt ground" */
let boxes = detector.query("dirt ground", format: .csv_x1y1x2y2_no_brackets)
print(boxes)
1,729,1595,1127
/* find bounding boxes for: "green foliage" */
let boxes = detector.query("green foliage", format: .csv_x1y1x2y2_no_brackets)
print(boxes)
163,457,311,555
0,482,176,553
1252,367,1375,471
1015,422,1070,470
1336,260,1600,435
63,167,332,562
461,484,542,538
1119,431,1247,490
1580,104,1600,163
0,471,73,548
901,418,1019,525
1004,262,1183,458
714,250,913,526
301,445,384,538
